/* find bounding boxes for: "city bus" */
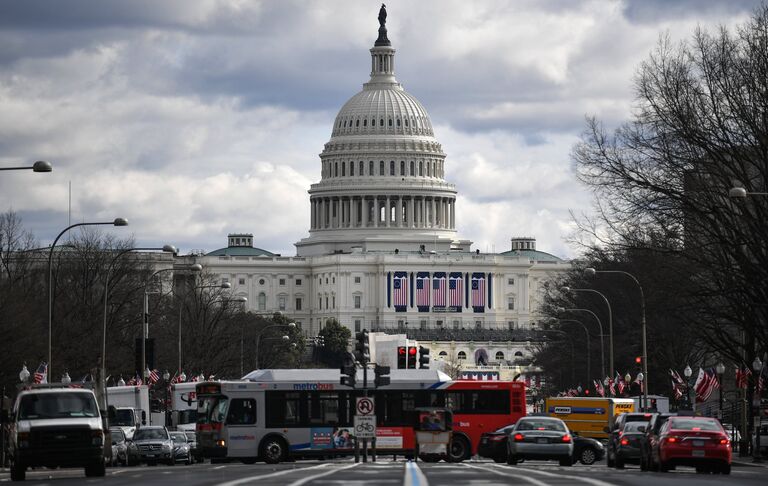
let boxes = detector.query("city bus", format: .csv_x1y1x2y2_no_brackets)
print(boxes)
196,369,526,463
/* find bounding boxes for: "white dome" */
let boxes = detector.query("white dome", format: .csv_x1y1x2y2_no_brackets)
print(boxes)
332,87,435,138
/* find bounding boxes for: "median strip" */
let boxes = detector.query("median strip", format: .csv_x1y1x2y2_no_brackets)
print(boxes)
404,461,429,486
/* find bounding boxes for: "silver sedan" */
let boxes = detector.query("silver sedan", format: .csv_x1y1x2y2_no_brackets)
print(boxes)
506,416,574,466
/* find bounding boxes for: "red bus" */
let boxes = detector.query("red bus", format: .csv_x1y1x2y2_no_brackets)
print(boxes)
196,369,525,463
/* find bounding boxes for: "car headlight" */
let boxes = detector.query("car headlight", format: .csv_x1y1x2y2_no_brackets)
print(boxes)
92,430,104,446
163,443,171,451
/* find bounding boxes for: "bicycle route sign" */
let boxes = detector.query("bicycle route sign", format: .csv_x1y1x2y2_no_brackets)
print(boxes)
354,414,376,438
356,397,375,416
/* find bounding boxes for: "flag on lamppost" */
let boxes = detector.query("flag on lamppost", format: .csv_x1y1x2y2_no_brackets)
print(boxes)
33,362,48,384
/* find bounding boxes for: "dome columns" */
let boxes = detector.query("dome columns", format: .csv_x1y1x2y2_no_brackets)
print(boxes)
310,195,455,231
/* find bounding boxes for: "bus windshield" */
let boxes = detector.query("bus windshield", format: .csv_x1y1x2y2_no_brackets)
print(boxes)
198,396,228,424
112,409,136,426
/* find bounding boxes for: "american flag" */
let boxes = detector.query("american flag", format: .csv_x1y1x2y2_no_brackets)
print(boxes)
594,379,605,397
33,362,47,384
148,369,160,384
393,274,408,307
695,368,718,402
608,378,616,396
416,275,430,307
432,274,446,307
127,373,143,386
736,367,751,389
449,275,462,307
190,374,199,382
169,372,180,384
471,276,485,307
616,373,626,394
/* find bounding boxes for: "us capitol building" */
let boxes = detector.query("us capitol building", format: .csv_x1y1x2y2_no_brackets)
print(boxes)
188,7,569,372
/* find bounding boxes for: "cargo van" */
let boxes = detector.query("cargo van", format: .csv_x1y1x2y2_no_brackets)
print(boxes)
544,397,635,439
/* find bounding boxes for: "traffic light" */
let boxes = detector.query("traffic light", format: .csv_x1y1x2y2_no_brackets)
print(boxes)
355,330,370,364
584,388,590,396
397,347,407,369
374,364,391,388
418,346,430,369
408,346,417,369
340,352,356,387
635,356,642,365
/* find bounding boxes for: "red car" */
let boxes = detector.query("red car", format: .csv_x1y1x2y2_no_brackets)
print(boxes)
656,416,731,475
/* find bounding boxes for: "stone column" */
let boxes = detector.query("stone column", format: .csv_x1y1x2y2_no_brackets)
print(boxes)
407,197,414,228
362,197,368,227
450,199,455,229
385,196,391,227
374,197,379,227
430,198,436,228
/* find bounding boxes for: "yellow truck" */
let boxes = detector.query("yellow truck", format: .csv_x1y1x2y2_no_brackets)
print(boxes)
544,397,635,440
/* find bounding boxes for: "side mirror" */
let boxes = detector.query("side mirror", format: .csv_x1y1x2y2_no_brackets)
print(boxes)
141,411,147,425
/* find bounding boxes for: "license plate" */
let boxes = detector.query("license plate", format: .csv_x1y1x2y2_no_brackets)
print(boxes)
692,440,704,447
537,438,548,444
692,450,705,457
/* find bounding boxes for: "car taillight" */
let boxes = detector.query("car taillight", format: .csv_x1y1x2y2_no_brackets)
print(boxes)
665,437,678,444
718,437,729,445
620,438,629,446
489,435,506,442
513,433,524,442
561,434,571,443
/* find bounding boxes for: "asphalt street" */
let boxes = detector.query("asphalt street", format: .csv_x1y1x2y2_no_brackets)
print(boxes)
1,459,767,485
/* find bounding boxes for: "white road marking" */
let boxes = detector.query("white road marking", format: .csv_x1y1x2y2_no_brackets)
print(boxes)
213,465,227,470
285,463,359,486
490,463,621,486
216,463,331,486
460,463,549,486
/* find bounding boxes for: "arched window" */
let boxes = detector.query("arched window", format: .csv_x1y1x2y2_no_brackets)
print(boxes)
343,120,347,128
363,119,367,127
439,351,447,358
258,292,266,311
427,162,431,177
338,120,342,128
457,351,467,360
349,162,354,176
356,119,360,127
410,161,414,176
419,161,423,176
380,118,384,127
495,351,505,361
397,118,401,127
369,161,374,175
341,162,345,177
405,118,409,127
514,351,523,357
334,162,338,177
390,161,395,176
359,161,364,175
379,161,385,176
400,161,405,175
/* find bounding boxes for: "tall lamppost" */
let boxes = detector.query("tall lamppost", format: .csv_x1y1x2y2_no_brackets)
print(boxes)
584,268,649,412
0,160,52,172
753,356,764,463
561,286,614,380
102,245,176,406
143,264,202,379
178,282,232,374
557,307,606,378
48,218,128,377
684,364,694,412
255,322,296,370
555,319,591,385
716,361,725,420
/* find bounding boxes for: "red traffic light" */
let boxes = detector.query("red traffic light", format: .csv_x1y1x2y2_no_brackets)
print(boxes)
408,346,417,355
398,347,406,355
584,389,590,395
635,356,642,364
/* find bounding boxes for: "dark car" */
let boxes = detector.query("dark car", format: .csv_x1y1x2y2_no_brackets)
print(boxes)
506,417,574,466
640,413,675,471
606,412,653,467
572,434,605,465
478,424,516,462
614,422,645,468
655,416,731,474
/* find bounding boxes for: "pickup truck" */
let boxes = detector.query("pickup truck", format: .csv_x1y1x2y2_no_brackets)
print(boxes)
6,386,106,481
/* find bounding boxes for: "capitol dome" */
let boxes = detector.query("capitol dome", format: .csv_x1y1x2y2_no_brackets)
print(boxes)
296,5,460,257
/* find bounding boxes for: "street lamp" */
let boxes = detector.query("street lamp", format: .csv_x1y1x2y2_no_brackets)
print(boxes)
716,362,725,420
48,218,128,378
19,365,30,383
557,307,606,378
584,267,649,412
0,160,53,172
753,356,764,463
684,364,694,412
61,372,71,385
143,264,203,378
102,244,176,408
255,322,297,371
729,186,768,198
561,286,614,379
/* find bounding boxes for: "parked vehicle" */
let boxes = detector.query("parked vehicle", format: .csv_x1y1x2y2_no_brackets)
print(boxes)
545,397,634,440
613,422,645,468
655,416,731,474
640,413,675,471
105,385,150,440
170,383,198,432
170,431,193,464
7,386,106,481
108,427,129,466
506,416,573,466
132,426,175,466
606,412,653,467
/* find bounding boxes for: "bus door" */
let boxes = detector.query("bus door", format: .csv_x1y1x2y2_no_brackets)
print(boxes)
223,397,258,457
196,389,228,458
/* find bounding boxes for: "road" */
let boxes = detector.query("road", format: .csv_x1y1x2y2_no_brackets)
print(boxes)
1,459,767,485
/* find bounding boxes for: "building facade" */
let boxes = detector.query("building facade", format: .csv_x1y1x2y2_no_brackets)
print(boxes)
191,8,569,366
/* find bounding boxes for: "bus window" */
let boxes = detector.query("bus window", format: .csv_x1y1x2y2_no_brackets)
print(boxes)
266,392,302,427
227,399,256,425
213,398,229,423
198,395,228,424
446,391,510,415
308,393,339,426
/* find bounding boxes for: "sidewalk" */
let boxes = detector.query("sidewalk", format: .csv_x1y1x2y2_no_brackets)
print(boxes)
732,458,768,469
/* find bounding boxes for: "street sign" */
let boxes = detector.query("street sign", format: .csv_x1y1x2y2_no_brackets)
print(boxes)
356,397,375,416
354,415,376,438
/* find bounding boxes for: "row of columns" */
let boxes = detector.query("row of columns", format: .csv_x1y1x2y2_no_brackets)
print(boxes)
310,195,456,230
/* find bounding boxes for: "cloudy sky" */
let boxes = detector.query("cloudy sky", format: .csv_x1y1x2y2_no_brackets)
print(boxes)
0,0,762,258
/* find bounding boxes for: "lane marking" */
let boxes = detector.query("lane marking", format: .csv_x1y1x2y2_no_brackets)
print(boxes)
213,465,227,470
490,463,620,486
285,463,359,486
404,461,428,486
216,463,331,486
460,462,548,486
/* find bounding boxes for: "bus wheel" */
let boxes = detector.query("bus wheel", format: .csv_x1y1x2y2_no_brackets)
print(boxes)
447,436,470,463
261,437,287,464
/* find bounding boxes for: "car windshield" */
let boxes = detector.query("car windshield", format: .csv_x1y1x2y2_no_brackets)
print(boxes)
18,392,99,420
623,422,645,433
111,409,135,426
669,419,721,432
494,424,516,434
171,432,187,443
133,428,168,440
516,420,565,432
110,429,126,442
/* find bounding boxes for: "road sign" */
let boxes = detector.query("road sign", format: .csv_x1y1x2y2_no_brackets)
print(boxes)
356,397,375,416
354,415,376,438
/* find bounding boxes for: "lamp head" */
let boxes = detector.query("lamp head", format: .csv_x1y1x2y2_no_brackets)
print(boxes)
32,160,52,172
753,356,763,371
584,267,596,277
19,364,30,383
117,376,126,386
163,370,170,381
113,218,129,227
288,322,296,327
561,286,570,293
715,362,725,375
684,365,692,377
189,264,203,272
281,335,290,341
637,372,644,382
624,373,631,383
61,372,71,385
729,187,747,198
221,282,232,289
162,244,177,254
